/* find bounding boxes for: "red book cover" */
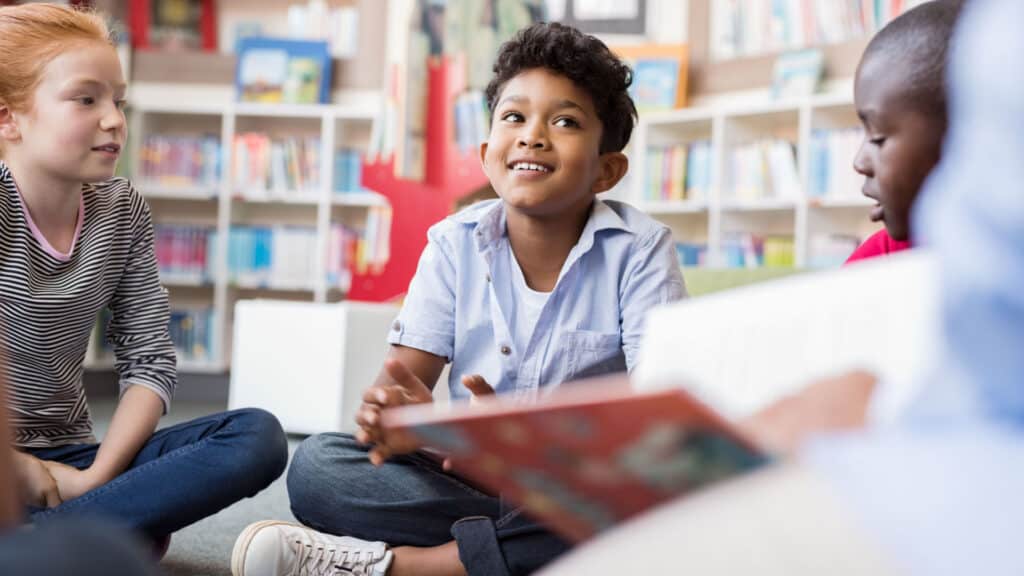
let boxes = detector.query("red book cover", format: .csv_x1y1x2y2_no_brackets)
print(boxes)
382,377,767,542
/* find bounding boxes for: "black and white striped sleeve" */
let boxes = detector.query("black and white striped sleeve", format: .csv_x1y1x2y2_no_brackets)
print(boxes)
105,186,177,411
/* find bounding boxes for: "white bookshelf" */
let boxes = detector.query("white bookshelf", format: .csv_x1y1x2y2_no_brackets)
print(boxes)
630,90,882,268
86,98,384,373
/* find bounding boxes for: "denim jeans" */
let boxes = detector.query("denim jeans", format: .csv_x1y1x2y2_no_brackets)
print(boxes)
27,408,288,541
0,518,157,576
287,433,571,576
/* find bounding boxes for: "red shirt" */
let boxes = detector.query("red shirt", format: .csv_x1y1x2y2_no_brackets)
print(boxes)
845,229,912,265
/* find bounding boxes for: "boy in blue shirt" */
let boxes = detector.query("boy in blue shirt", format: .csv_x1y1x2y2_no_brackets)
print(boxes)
233,22,686,576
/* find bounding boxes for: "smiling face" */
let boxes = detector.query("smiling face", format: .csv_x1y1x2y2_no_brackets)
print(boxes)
852,55,945,241
480,67,627,220
2,42,127,185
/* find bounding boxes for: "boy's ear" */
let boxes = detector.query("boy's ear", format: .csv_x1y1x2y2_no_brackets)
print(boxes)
0,104,20,143
478,141,489,169
590,152,628,194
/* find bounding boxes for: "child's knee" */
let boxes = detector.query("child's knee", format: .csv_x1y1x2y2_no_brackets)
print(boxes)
230,408,288,483
287,434,367,523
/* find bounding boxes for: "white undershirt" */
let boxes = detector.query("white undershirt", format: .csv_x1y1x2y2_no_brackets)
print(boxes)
508,247,551,356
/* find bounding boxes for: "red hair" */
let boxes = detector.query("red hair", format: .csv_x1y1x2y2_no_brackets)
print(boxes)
0,3,112,114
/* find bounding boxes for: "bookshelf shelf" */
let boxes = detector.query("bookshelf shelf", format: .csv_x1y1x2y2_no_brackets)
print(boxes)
84,357,225,374
720,199,799,212
233,103,334,119
331,192,387,207
640,201,709,215
178,360,226,374
232,193,322,206
99,97,387,374
809,196,874,209
632,90,882,269
229,282,318,293
162,276,214,289
140,185,219,201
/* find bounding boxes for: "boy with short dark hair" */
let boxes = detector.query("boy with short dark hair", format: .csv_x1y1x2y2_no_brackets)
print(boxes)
846,0,963,263
233,22,686,576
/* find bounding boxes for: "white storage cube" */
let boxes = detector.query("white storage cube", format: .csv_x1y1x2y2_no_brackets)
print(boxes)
229,299,400,434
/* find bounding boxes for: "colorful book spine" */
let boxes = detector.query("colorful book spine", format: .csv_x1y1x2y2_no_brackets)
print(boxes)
333,148,368,194
139,134,221,188
154,225,215,284
675,242,708,267
722,233,795,268
645,142,710,202
93,307,216,364
808,128,864,198
711,0,932,59
727,140,799,201
232,133,322,198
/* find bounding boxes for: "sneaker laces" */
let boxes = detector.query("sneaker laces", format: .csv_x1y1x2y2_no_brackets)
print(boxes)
291,539,384,576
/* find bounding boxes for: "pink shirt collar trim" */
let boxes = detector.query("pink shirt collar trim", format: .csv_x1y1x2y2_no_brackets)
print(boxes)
13,179,85,262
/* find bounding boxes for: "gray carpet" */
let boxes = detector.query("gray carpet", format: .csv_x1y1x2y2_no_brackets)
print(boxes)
91,399,302,576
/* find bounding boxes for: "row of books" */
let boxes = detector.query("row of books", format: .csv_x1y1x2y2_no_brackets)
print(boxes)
225,226,319,290
727,140,800,202
674,233,866,268
139,136,370,197
153,218,391,292
221,216,390,292
138,135,221,189
154,225,214,285
232,133,322,198
723,233,795,268
453,90,489,156
711,0,930,60
168,308,217,363
643,142,713,203
334,148,369,194
93,308,216,364
339,205,391,280
326,210,391,291
675,242,709,267
808,128,864,198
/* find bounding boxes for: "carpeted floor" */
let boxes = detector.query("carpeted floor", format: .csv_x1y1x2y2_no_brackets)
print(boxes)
91,399,302,576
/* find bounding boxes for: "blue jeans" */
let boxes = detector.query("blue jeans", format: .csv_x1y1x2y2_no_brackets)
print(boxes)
0,518,157,576
27,408,287,540
287,433,571,576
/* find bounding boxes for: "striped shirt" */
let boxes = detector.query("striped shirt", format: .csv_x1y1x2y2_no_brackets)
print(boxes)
0,163,177,448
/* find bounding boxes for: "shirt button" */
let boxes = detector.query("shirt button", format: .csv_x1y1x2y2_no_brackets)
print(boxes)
500,345,511,356
392,321,402,332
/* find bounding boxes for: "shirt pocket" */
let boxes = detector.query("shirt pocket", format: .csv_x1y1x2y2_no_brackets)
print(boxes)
565,329,626,381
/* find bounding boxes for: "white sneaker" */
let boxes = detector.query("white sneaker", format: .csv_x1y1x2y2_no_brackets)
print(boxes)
231,520,394,576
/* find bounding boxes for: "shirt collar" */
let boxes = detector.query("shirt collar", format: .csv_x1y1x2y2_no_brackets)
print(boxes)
456,198,634,253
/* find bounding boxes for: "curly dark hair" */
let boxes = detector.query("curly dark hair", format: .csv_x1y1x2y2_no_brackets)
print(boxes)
484,22,637,154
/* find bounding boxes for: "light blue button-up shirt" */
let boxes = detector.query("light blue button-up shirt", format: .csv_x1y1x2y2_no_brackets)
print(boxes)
388,198,686,401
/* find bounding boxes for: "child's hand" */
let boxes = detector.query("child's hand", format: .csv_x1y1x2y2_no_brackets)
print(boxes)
462,373,495,404
438,374,495,471
740,370,877,456
11,451,61,508
42,460,102,503
356,358,435,465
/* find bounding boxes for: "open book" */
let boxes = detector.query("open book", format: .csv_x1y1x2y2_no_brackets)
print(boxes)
381,376,768,542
